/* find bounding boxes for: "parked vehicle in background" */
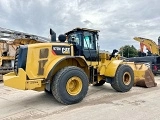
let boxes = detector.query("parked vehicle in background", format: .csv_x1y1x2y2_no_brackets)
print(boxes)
125,56,160,75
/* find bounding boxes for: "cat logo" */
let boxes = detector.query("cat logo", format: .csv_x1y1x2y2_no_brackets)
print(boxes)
62,47,70,54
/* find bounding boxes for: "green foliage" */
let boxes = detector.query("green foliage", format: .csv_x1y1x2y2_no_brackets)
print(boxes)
119,45,138,58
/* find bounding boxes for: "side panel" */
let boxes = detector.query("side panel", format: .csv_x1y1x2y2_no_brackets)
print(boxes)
26,45,52,79
25,43,71,79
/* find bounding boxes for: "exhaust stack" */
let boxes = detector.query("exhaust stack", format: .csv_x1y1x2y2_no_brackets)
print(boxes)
50,28,56,42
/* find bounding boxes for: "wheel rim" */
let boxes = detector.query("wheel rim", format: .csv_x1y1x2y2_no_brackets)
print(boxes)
123,72,131,85
66,77,82,96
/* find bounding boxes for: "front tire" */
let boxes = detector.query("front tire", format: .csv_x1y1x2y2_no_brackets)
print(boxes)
111,65,134,92
51,66,89,105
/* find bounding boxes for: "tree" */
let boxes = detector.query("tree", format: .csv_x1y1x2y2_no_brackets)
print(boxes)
119,45,138,58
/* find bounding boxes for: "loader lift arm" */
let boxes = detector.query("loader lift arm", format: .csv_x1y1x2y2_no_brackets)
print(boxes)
134,37,159,55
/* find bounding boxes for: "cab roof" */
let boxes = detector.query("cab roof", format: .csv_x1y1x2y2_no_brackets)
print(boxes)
65,27,100,35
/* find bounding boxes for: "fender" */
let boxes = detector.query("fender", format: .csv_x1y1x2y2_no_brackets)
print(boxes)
45,56,88,80
100,60,123,77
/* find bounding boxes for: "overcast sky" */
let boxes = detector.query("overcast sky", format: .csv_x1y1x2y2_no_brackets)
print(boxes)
0,0,160,52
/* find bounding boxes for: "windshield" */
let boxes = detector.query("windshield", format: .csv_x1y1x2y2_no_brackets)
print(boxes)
67,31,96,50
83,32,96,50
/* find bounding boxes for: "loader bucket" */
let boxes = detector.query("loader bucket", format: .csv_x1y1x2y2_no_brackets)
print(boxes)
123,62,157,88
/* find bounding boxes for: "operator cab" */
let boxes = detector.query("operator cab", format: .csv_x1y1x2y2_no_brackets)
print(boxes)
65,28,99,61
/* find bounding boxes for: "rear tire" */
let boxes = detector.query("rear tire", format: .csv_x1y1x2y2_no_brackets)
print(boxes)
111,65,134,92
51,66,89,105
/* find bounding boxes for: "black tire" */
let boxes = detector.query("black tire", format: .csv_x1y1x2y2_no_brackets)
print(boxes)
111,65,134,92
51,66,89,105
93,80,106,86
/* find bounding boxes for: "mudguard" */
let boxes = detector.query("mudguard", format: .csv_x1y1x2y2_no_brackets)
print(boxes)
45,56,88,79
100,60,123,77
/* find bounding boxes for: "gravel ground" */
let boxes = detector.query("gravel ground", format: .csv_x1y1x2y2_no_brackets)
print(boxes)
0,76,160,120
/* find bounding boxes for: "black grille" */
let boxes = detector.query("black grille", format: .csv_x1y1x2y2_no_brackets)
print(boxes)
14,45,28,75
14,46,20,75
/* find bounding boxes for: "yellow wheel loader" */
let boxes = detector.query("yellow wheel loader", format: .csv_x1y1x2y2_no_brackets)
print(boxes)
3,28,156,105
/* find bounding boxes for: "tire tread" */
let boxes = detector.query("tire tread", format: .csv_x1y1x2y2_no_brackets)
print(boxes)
111,65,134,92
52,66,88,104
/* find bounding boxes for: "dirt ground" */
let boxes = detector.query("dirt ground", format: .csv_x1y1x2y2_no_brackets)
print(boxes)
0,76,160,120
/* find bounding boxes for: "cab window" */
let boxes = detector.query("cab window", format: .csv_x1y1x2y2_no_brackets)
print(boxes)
68,33,81,46
83,32,95,50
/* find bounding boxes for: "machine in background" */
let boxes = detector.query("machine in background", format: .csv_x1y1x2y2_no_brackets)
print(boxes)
0,27,50,80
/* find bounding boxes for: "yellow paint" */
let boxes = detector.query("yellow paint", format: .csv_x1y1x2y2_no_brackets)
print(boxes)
2,28,157,92
3,43,90,90
97,75,104,82
4,42,149,91
33,85,45,91
134,37,159,55
123,62,149,84
98,60,123,77
44,56,66,78
26,43,71,79
122,72,131,85
66,76,82,96
104,60,123,77
99,65,105,75
25,79,43,90
3,68,44,90
3,68,26,90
